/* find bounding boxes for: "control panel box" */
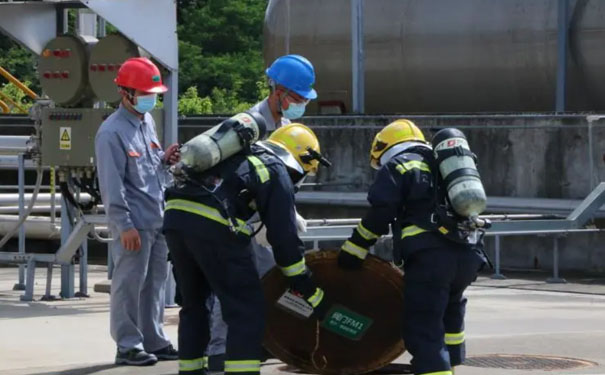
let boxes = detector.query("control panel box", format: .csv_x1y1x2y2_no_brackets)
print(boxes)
41,108,111,167
41,107,165,167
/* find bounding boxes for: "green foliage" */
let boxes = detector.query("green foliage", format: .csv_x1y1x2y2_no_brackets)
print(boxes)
0,0,268,115
177,0,267,105
178,86,213,115
0,35,40,94
0,82,34,114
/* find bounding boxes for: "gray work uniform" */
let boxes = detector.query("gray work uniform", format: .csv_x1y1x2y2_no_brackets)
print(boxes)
206,98,290,358
95,105,172,353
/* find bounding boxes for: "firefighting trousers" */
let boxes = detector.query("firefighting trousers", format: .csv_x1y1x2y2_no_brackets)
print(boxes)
165,228,265,375
402,244,484,375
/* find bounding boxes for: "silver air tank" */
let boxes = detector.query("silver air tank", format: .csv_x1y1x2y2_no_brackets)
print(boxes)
432,128,487,218
175,112,267,174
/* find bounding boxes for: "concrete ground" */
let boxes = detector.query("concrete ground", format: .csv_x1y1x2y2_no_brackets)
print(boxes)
1,265,605,375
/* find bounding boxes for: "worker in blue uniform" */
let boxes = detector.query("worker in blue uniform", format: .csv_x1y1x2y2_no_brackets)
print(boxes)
95,57,179,366
337,119,486,375
163,123,331,375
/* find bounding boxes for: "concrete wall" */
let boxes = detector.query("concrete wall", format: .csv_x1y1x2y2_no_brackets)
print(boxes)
292,114,605,272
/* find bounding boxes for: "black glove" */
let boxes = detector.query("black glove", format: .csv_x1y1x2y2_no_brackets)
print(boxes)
311,292,332,321
289,272,331,321
289,272,316,297
337,250,364,270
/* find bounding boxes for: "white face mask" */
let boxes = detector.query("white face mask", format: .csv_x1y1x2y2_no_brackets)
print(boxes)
282,101,306,119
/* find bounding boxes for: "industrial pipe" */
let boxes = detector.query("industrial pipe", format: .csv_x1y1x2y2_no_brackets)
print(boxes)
0,214,60,240
0,193,92,206
0,135,31,155
0,155,48,170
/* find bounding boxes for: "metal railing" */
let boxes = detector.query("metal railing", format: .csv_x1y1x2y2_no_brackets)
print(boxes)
300,183,605,285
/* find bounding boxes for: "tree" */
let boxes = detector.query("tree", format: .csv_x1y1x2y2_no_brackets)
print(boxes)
0,0,269,114
177,0,267,104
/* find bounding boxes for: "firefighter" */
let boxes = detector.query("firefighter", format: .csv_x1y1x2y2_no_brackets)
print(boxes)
163,123,331,375
337,119,486,375
206,54,318,371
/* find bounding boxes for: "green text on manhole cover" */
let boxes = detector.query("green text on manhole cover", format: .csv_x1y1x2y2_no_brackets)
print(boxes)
321,305,373,340
465,354,597,370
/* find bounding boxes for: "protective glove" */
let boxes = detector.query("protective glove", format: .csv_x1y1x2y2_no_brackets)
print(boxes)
337,249,364,270
253,222,270,247
289,272,331,321
295,209,307,234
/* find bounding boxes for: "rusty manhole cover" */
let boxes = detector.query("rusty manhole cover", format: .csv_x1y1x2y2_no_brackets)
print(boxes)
465,354,598,370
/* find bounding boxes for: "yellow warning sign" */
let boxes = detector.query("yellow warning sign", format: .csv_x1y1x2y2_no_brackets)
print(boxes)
59,127,71,150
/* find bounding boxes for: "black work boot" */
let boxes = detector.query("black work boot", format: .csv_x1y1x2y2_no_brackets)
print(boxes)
151,344,179,360
115,348,158,366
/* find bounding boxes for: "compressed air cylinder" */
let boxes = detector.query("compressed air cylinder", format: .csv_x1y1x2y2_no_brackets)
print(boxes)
432,128,487,218
179,112,267,173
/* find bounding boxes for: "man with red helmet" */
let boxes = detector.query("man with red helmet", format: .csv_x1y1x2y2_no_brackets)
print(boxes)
95,57,180,366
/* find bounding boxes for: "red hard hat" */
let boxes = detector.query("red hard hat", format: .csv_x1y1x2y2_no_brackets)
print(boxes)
114,57,168,93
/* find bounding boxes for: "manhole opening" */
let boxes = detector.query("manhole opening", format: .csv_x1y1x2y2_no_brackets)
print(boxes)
465,354,598,370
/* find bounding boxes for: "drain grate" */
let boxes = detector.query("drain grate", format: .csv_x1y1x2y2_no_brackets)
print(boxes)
465,354,598,370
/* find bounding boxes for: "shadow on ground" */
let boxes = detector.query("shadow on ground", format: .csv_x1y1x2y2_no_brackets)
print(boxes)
27,364,118,375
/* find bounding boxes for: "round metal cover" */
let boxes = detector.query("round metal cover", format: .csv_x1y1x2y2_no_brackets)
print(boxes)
89,34,141,103
38,35,96,106
263,251,405,375
465,354,598,370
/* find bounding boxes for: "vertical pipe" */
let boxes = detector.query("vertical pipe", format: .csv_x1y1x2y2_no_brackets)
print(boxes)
553,237,559,279
76,238,89,297
20,258,36,302
555,0,569,112
163,71,178,146
41,263,55,301
490,235,506,280
60,195,75,298
351,0,365,113
547,236,567,284
98,16,106,38
76,9,97,37
50,168,56,225
588,119,595,191
15,154,26,289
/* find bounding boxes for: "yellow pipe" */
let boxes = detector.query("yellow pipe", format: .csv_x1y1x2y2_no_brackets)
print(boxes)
0,90,27,114
0,99,9,114
0,66,38,99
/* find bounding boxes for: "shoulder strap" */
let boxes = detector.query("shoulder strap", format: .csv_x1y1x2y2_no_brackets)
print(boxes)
247,155,270,184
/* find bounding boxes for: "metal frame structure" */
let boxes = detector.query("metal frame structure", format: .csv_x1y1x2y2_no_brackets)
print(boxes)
0,0,178,300
299,183,605,285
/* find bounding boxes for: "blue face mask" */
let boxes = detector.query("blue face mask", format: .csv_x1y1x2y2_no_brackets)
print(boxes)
282,101,306,120
133,94,157,114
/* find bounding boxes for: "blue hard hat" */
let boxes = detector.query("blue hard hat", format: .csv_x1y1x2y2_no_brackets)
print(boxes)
266,54,318,100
